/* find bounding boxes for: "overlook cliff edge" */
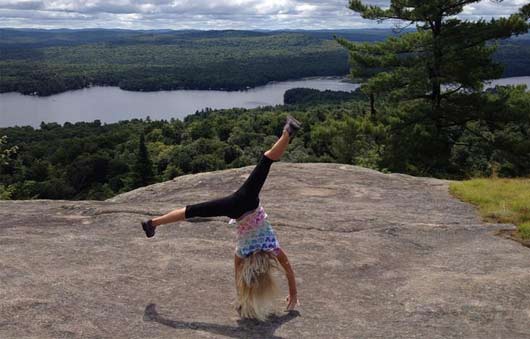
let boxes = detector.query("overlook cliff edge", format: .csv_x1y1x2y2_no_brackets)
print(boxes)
1,163,530,338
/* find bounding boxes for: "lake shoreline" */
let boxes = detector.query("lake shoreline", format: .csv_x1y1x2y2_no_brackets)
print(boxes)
5,72,524,98
0,74,353,98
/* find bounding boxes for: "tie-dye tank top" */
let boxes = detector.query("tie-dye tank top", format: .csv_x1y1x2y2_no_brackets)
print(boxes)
229,206,280,258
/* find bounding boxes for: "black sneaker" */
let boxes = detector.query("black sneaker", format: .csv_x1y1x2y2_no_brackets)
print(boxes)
283,115,302,137
141,219,156,238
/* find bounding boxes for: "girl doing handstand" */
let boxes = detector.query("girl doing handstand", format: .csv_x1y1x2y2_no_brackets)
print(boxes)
141,116,301,321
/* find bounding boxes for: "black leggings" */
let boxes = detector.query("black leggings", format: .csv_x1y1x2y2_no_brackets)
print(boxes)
185,154,275,220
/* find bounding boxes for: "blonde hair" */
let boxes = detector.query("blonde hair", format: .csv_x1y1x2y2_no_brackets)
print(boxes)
236,251,283,321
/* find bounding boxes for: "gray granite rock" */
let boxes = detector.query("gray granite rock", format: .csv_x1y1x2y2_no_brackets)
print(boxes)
1,163,529,338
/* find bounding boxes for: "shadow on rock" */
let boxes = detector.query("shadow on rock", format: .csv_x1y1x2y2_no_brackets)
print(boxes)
144,303,300,339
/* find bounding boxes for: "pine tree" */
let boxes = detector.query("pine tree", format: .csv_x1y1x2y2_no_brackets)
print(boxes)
336,1,530,176
133,132,153,187
337,1,529,113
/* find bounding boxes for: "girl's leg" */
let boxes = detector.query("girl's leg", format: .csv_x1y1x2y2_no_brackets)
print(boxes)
264,130,291,161
235,130,291,202
144,117,300,234
143,194,239,237
151,207,186,227
242,115,301,197
152,193,240,227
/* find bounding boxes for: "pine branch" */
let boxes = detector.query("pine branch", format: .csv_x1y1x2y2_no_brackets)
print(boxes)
440,0,481,16
519,3,530,20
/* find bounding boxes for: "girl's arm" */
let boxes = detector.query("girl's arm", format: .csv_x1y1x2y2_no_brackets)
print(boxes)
276,248,299,310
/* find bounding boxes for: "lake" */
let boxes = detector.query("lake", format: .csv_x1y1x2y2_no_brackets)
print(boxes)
0,77,359,128
1,76,529,128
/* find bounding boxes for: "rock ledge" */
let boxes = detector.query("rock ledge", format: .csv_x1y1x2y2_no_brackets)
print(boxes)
1,163,529,338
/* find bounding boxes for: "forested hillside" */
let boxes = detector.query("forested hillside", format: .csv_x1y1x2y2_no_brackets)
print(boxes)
1,84,529,200
1,29,529,96
0,29,353,96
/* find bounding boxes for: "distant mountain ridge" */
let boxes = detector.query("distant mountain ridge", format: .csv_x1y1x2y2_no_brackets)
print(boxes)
0,28,398,49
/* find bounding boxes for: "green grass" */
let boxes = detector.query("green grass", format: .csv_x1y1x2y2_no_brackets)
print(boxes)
450,178,530,240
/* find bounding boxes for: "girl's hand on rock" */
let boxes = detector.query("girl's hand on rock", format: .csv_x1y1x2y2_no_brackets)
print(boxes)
286,294,299,311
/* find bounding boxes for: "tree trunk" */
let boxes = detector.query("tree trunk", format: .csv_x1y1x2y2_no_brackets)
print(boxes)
432,17,443,113
370,92,376,119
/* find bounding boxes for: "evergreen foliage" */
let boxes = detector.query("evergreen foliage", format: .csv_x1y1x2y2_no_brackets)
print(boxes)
336,0,530,176
133,132,154,188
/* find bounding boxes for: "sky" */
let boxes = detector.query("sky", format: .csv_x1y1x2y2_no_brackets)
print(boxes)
0,0,528,30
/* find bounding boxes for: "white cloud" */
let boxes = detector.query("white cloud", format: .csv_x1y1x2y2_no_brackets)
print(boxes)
0,0,527,30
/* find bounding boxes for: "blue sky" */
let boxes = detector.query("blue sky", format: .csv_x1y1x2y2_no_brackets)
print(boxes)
0,0,528,30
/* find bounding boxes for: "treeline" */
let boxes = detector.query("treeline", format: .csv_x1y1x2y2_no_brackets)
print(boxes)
284,87,364,105
1,29,529,96
2,84,529,201
0,98,362,200
0,28,394,49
